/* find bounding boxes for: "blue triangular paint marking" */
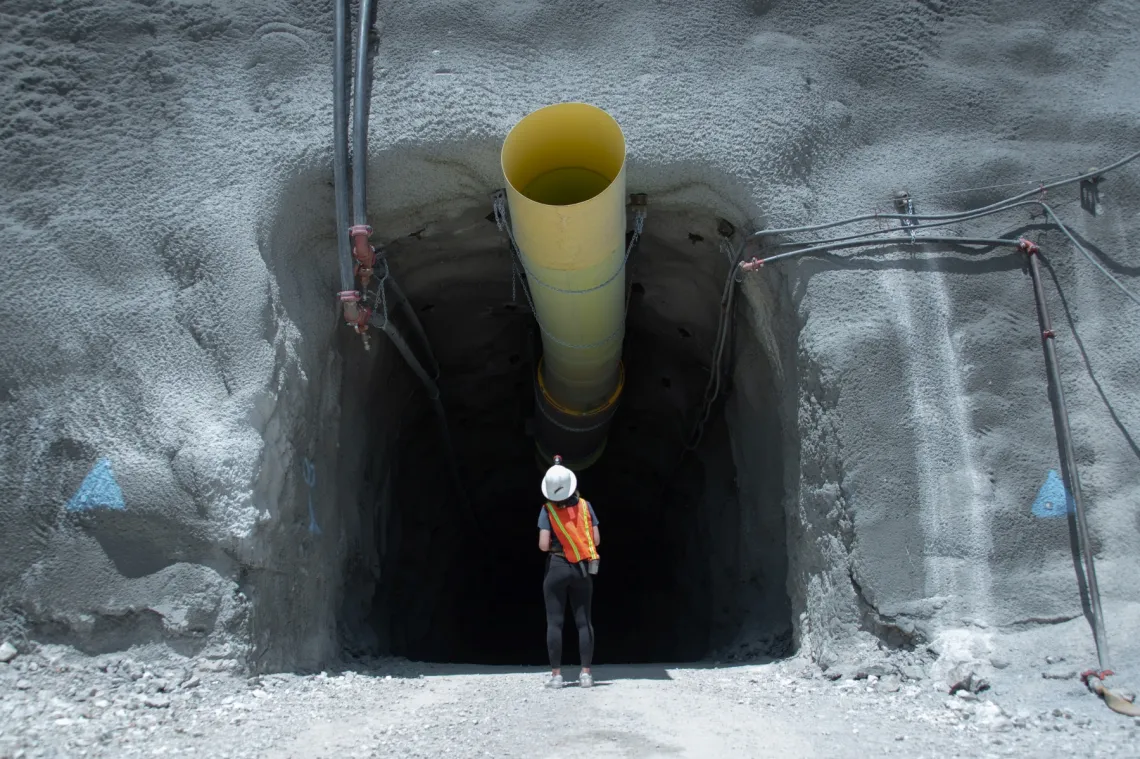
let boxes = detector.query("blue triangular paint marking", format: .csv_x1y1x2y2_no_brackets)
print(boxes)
66,458,126,512
1031,469,1073,519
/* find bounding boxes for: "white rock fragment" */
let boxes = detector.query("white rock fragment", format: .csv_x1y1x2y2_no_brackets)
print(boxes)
0,642,17,663
975,701,1012,732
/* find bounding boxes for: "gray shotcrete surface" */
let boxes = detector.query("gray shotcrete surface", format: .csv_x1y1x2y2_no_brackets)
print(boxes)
2,0,1140,755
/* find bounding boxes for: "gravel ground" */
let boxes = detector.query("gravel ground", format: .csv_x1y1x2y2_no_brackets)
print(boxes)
1,644,1138,758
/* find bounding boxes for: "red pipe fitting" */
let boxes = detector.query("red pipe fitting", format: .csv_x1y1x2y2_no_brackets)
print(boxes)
338,290,371,333
1017,238,1040,256
349,224,375,288
739,257,764,273
350,304,372,334
1080,669,1115,686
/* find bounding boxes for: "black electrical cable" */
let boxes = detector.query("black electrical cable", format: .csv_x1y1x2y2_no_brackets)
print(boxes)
766,201,1140,307
747,148,1140,242
758,235,1021,266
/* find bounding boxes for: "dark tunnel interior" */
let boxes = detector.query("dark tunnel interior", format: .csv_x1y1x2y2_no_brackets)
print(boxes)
337,207,791,666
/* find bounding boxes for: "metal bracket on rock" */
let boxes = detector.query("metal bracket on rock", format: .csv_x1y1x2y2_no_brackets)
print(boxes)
893,190,918,242
1079,171,1102,216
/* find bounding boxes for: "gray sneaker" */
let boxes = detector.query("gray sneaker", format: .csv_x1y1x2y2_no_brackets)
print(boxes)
579,672,594,688
544,673,563,689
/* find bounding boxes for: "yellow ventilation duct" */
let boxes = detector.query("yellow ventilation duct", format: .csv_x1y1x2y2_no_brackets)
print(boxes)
500,103,632,470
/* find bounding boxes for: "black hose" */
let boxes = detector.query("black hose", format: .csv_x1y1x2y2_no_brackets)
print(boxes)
332,0,353,292
1026,249,1110,671
758,235,1021,266
371,312,477,529
768,200,1140,308
351,0,377,226
772,201,1045,249
386,275,441,380
345,2,472,527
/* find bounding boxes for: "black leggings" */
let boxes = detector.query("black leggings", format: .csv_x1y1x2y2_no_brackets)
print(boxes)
542,554,594,669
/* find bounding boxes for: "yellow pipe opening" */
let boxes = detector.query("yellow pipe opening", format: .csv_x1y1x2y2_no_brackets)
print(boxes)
501,103,629,467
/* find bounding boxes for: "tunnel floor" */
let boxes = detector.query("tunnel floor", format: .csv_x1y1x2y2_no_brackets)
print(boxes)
340,208,791,666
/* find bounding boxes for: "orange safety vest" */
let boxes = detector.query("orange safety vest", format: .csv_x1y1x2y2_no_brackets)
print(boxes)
544,498,599,564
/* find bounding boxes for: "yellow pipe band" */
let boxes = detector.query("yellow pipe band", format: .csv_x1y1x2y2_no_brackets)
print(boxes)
537,357,624,419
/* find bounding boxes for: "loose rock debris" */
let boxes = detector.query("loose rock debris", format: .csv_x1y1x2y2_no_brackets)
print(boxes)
1,646,1137,758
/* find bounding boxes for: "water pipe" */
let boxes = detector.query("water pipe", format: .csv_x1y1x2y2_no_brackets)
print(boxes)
332,0,366,331
1021,238,1110,672
332,0,352,294
500,103,630,470
337,0,472,525
349,0,377,291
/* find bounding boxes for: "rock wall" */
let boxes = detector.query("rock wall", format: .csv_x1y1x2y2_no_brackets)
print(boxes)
2,0,1138,674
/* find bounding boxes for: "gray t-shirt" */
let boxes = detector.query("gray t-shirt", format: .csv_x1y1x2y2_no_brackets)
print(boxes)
537,501,598,554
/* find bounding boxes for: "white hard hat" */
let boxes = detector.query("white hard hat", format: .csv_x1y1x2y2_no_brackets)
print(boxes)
541,456,577,501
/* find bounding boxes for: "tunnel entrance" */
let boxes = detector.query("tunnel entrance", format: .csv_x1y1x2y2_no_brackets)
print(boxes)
337,204,792,666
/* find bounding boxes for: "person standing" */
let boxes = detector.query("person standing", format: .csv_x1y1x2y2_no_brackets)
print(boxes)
537,456,600,689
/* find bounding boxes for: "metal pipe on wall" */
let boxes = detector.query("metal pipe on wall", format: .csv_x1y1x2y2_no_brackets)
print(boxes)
336,0,472,525
332,0,352,294
1022,239,1110,672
